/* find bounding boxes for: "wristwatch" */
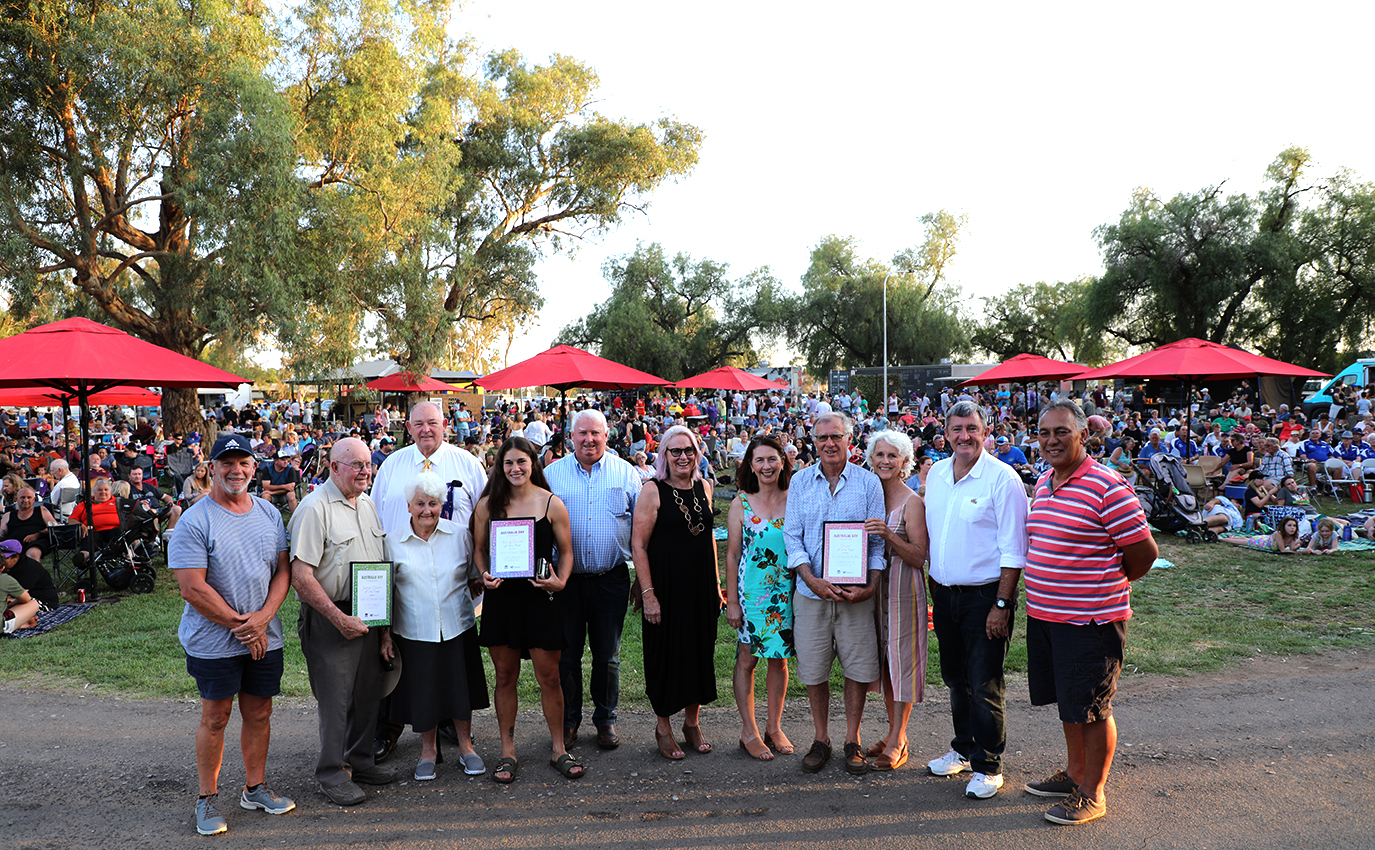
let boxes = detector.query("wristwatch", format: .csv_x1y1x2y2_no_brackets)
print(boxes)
995,597,1013,611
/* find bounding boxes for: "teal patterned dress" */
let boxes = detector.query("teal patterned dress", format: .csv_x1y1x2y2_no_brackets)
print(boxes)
736,496,794,658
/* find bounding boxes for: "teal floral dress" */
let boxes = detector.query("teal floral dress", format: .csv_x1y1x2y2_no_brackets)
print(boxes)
736,496,794,658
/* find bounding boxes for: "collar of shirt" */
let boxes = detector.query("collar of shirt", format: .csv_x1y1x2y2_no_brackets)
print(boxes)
392,516,458,544
1047,453,1098,493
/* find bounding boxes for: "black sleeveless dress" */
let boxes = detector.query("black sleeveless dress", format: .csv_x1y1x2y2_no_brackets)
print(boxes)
642,479,719,717
478,499,566,652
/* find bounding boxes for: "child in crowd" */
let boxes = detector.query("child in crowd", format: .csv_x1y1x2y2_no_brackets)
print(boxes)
1304,517,1342,555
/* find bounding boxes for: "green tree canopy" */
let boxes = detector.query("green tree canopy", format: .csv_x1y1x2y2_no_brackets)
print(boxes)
555,243,785,382
787,213,971,375
970,279,1118,367
0,0,303,430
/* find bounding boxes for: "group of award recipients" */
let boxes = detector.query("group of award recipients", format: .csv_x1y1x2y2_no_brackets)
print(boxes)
172,398,1156,836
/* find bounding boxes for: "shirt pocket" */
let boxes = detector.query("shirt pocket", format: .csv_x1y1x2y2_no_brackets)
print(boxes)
603,486,628,517
957,495,990,525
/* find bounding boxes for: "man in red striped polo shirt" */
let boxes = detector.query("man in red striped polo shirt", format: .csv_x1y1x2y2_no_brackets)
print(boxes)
1023,399,1158,825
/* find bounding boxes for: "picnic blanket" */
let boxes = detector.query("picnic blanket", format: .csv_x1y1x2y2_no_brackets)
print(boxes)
5,603,96,638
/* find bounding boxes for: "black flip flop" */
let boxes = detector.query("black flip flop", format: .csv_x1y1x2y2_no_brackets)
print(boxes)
492,757,519,784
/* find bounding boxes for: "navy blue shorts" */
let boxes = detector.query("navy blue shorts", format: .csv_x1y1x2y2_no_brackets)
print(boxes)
186,648,284,701
1026,617,1126,724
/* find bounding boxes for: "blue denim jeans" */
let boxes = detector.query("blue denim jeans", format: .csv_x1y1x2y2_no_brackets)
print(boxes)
930,581,1011,775
560,563,631,730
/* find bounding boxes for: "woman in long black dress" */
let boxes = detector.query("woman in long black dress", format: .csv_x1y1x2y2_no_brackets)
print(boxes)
632,425,722,760
475,437,580,783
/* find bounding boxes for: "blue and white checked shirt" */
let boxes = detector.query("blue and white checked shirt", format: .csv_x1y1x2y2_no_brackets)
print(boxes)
783,462,887,600
545,453,641,575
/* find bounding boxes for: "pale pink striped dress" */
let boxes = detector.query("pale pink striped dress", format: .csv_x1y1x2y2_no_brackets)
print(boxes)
874,496,928,703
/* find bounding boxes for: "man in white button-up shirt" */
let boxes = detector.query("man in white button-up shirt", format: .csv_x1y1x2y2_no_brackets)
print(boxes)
922,400,1029,801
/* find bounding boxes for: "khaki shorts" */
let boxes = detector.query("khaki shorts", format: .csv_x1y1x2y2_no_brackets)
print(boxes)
793,592,880,686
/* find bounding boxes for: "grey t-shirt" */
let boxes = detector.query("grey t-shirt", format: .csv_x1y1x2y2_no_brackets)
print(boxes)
170,494,288,659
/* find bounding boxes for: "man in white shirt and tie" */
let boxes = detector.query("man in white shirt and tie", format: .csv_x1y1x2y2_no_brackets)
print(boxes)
922,400,1029,800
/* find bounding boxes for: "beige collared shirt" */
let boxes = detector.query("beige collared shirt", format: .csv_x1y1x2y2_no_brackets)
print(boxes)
289,476,387,601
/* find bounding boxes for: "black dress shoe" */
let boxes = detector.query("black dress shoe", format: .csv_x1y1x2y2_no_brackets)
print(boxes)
372,736,397,764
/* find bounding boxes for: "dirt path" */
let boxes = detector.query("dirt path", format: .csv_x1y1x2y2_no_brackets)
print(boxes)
3,650,1373,849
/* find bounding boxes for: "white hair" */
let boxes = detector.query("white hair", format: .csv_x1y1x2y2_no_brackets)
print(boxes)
570,408,606,434
405,471,447,504
866,429,915,478
49,459,69,475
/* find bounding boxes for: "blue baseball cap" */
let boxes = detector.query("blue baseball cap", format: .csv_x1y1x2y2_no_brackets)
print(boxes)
209,433,254,460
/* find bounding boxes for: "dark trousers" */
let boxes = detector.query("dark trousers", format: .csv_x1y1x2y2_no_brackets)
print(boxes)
299,604,382,788
559,563,631,730
930,581,1011,776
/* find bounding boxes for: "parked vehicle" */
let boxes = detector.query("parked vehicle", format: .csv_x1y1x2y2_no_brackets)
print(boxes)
1300,359,1375,419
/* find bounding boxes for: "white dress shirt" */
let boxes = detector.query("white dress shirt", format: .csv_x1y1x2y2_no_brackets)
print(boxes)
924,449,1029,587
386,517,473,642
370,441,489,539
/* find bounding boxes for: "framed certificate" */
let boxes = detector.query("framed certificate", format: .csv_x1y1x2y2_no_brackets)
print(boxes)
490,517,536,579
351,561,392,627
822,521,867,585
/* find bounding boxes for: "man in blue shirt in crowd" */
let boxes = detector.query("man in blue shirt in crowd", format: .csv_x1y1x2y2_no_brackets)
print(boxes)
1299,427,1332,489
1169,425,1200,460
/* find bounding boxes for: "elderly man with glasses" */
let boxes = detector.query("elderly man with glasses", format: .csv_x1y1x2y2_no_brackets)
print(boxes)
289,437,394,805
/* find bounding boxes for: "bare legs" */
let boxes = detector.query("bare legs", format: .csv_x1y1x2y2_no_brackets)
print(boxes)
876,665,912,759
732,644,790,758
196,693,273,796
807,677,867,748
488,646,569,778
1063,716,1116,803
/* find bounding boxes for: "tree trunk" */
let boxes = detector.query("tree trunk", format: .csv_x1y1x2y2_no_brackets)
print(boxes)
162,386,205,437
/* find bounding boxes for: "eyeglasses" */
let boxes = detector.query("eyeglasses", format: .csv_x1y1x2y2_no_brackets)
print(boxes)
814,433,846,443
335,460,375,473
666,446,697,458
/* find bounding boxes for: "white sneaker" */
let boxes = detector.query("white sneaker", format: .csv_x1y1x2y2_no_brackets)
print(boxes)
927,749,971,776
3,618,15,635
965,772,1004,799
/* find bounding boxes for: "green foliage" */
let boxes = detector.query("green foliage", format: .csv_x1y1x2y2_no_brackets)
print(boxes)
971,279,1119,366
787,215,971,374
555,242,785,381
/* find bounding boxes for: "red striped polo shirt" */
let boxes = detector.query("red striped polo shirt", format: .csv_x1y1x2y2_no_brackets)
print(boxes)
1025,454,1152,625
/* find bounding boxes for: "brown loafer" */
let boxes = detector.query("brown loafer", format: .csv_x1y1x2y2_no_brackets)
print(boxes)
801,740,831,774
563,726,578,750
844,742,869,776
596,725,620,749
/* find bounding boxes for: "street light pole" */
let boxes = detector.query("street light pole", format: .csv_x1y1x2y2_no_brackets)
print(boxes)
881,270,892,418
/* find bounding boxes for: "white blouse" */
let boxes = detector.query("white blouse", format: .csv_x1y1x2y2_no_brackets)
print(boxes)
385,517,475,642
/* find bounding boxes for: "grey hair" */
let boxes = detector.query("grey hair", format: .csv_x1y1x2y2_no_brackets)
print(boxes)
866,429,915,478
944,400,988,430
50,459,69,475
1039,398,1088,431
405,471,447,504
570,408,606,435
814,411,852,435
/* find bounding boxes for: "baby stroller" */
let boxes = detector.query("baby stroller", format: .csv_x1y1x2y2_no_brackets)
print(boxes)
88,500,170,594
1140,454,1216,543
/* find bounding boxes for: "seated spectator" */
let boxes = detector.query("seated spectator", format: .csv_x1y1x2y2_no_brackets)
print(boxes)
68,478,121,571
2,540,41,635
257,450,300,512
180,461,213,506
1241,470,1278,531
47,458,82,516
1169,425,1201,460
126,467,181,535
1221,432,1258,486
0,538,58,610
1,472,24,508
1330,432,1364,480
0,486,57,563
1106,437,1138,486
1297,428,1333,489
1257,438,1294,485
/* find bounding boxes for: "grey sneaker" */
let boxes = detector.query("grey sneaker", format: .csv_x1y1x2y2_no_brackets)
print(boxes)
1024,769,1077,798
1045,788,1107,825
240,785,296,815
195,795,228,835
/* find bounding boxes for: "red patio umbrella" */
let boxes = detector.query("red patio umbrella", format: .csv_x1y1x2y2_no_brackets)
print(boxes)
365,373,469,394
476,345,669,434
1073,338,1328,435
0,317,248,596
673,366,784,392
0,387,163,408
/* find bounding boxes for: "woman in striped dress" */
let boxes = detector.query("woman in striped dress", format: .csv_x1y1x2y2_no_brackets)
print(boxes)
863,430,930,771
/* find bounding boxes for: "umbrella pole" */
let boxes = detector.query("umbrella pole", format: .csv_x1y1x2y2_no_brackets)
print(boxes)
78,387,97,601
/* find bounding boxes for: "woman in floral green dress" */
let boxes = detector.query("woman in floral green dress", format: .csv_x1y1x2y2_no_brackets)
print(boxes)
725,434,794,760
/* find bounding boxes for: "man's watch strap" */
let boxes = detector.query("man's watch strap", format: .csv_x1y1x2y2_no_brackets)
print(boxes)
995,597,1014,610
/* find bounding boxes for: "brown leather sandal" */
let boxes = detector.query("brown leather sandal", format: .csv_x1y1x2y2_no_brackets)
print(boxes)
682,724,712,754
738,736,773,760
655,728,685,760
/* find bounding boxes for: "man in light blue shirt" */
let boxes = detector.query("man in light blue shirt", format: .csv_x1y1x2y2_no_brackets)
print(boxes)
545,409,641,751
782,412,886,777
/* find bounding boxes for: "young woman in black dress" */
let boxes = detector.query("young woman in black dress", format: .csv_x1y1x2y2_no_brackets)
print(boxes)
474,437,580,783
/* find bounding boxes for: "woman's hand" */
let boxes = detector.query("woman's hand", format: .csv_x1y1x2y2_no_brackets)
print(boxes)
481,571,502,590
532,572,566,593
863,517,891,541
725,599,743,629
642,589,662,624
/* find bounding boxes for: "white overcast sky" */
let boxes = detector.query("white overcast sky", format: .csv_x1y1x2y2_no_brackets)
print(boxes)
458,0,1375,368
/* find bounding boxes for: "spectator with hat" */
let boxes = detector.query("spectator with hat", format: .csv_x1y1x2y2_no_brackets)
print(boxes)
258,449,302,513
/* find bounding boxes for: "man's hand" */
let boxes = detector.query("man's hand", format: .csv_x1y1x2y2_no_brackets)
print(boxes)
986,605,1013,640
337,615,370,640
836,581,875,604
799,567,843,601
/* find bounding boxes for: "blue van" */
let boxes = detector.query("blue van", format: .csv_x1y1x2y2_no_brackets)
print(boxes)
1300,359,1375,419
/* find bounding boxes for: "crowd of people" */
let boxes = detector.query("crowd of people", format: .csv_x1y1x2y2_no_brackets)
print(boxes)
6,376,1365,835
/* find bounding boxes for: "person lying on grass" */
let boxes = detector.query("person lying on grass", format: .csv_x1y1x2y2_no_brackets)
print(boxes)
1222,517,1303,554
1304,517,1341,555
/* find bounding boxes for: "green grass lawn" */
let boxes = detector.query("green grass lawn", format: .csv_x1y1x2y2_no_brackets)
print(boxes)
3,502,1372,703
